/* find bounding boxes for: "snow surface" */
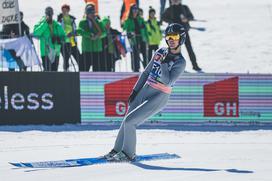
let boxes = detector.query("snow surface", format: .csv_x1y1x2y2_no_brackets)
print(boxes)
16,0,272,73
0,125,272,181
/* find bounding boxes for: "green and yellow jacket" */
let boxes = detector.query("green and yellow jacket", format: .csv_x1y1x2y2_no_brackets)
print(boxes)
122,16,148,43
146,18,162,46
33,17,66,57
77,18,106,53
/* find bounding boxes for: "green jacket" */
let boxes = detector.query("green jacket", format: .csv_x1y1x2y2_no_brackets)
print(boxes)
122,16,148,43
77,18,106,53
146,19,162,46
33,17,66,57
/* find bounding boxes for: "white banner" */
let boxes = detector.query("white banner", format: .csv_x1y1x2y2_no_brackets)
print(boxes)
0,36,40,67
0,0,20,25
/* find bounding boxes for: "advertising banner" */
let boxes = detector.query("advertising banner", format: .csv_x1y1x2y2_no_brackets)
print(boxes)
80,72,272,124
0,72,80,125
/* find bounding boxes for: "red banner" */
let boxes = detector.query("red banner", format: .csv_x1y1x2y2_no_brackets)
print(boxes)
104,76,138,117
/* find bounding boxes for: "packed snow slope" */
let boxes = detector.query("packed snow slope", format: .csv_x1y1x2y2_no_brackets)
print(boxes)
0,125,272,181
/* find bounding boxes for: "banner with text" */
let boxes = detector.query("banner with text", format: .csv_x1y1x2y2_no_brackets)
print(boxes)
0,0,20,25
0,72,80,125
80,72,272,124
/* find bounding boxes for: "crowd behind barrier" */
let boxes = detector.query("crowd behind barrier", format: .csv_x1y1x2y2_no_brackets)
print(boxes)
0,0,202,72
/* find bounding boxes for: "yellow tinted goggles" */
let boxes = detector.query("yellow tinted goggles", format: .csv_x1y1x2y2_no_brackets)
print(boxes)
165,34,180,41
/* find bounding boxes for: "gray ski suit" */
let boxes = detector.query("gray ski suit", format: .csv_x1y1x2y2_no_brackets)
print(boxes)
113,47,186,158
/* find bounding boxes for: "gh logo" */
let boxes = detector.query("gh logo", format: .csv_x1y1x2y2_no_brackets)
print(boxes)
214,102,238,116
204,77,239,117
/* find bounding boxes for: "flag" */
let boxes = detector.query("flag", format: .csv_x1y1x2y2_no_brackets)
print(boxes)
0,36,40,67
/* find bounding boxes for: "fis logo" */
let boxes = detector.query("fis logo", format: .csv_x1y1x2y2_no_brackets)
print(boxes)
203,77,239,117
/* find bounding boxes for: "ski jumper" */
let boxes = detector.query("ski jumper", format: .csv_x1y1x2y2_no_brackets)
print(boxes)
113,47,186,158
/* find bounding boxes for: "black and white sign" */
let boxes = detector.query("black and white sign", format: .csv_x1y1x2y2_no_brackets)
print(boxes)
0,0,20,25
0,72,80,125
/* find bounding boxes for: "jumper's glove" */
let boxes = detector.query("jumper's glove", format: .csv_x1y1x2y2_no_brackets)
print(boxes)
155,48,169,64
128,90,137,104
52,36,61,44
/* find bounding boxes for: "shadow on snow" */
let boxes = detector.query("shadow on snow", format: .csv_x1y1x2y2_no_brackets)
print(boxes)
132,162,254,174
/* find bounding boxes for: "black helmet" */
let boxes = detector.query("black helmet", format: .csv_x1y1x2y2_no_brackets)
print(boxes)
165,23,186,45
149,6,155,14
85,4,95,15
45,6,54,16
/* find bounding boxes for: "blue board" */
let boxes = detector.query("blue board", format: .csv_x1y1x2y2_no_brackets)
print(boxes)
10,153,180,168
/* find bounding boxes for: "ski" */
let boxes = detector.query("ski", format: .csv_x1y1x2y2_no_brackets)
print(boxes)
10,153,180,168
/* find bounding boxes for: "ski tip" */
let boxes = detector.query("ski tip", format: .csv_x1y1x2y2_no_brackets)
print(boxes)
163,153,181,159
9,162,34,168
169,153,181,159
9,162,24,168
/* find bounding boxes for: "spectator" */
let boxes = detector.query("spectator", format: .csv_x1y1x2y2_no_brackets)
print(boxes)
120,0,139,25
137,8,148,68
101,17,122,72
162,0,202,72
77,3,106,71
146,7,162,64
57,4,81,71
122,4,146,72
1,11,29,71
33,7,66,71
160,0,172,23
